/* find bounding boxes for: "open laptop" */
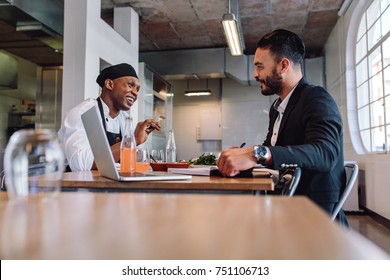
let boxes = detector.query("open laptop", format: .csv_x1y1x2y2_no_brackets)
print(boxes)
81,105,191,181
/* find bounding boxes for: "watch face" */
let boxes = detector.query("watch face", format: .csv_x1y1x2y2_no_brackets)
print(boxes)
258,146,267,157
254,146,267,163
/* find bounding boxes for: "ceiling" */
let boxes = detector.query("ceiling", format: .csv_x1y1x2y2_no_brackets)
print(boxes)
0,0,345,67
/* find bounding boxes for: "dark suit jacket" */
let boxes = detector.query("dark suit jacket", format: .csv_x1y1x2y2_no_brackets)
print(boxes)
265,78,346,204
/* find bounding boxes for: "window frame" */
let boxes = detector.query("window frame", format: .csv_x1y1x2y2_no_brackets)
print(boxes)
352,0,390,154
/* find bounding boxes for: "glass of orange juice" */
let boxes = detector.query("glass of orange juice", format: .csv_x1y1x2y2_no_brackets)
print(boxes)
135,147,151,172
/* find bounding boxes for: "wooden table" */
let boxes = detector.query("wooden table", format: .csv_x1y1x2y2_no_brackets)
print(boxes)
61,170,274,193
0,192,388,260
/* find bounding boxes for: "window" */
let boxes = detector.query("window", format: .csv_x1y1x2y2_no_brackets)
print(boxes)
356,0,390,153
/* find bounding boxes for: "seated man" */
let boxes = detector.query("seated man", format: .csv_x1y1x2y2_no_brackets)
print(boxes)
58,63,159,171
216,29,348,226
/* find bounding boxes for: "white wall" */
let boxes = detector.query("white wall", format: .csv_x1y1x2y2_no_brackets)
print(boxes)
221,79,272,149
304,57,325,87
169,79,222,161
325,0,390,219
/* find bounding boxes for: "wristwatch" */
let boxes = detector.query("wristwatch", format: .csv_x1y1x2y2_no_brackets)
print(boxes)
253,145,269,164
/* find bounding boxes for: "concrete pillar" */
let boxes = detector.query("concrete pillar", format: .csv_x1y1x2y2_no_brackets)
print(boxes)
62,0,139,122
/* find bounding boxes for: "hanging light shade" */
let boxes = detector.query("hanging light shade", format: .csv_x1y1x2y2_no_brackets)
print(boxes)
222,13,243,56
184,79,212,97
184,90,212,97
221,0,244,56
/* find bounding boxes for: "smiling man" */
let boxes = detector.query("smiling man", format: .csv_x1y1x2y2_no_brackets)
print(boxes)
58,63,160,172
217,29,348,226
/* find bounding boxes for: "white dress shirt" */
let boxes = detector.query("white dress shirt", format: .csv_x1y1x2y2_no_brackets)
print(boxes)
270,86,296,146
57,98,130,171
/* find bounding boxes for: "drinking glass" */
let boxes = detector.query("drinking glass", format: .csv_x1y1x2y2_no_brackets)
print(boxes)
151,149,165,162
135,147,151,172
3,129,65,199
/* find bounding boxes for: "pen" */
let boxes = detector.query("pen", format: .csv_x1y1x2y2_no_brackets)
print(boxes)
240,142,246,148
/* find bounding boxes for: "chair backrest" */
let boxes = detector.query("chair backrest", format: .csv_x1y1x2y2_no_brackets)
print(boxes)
331,163,359,221
276,167,301,197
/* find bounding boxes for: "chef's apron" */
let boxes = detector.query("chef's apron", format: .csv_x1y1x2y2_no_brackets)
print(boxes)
96,98,122,146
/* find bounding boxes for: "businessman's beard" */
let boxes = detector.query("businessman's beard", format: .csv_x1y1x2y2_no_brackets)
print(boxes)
258,68,283,96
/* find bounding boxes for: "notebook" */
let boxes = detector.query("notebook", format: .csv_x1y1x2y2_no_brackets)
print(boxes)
167,166,220,176
81,105,192,182
168,166,258,177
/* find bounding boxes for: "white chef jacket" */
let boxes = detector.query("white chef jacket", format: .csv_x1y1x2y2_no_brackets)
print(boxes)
57,98,130,171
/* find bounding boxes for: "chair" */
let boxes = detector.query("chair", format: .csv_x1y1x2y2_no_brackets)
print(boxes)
275,167,301,197
331,163,359,221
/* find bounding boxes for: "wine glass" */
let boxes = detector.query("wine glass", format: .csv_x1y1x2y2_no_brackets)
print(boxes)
3,129,65,199
135,147,151,172
151,149,165,162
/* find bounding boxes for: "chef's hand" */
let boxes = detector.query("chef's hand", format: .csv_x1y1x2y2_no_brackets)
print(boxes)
216,146,257,177
134,119,160,145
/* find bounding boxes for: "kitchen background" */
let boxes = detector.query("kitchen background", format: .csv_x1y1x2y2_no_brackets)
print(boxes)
0,0,389,220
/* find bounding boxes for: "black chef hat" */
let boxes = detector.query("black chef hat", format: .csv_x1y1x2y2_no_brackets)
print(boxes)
96,63,138,87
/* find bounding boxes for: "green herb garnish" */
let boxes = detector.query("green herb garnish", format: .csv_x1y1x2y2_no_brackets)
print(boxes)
189,153,217,165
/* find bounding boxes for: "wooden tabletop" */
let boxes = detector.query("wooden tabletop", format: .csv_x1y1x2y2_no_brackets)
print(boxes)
61,170,274,192
0,192,388,260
